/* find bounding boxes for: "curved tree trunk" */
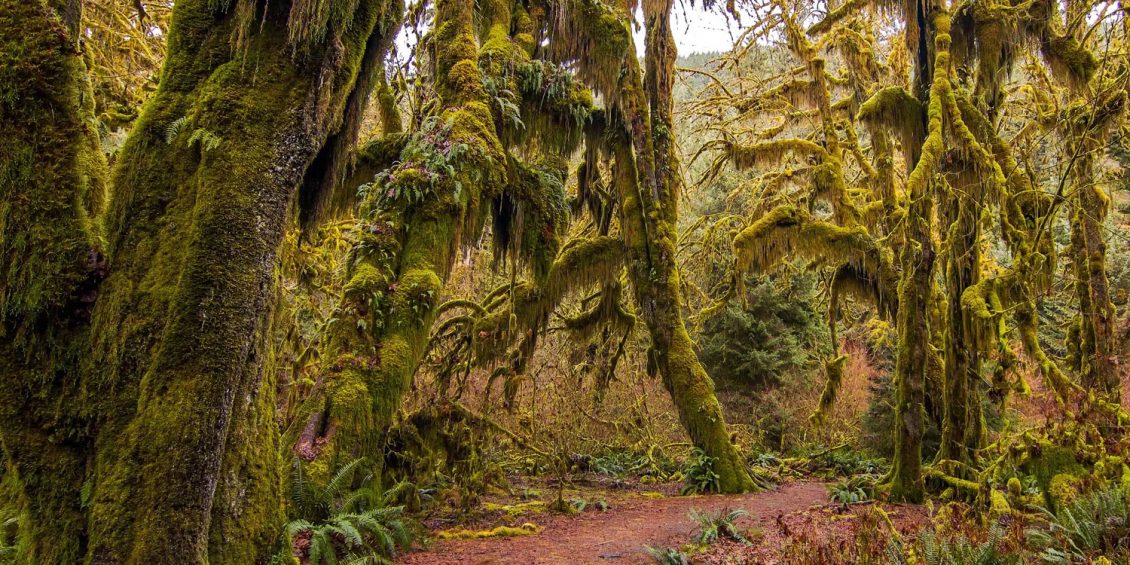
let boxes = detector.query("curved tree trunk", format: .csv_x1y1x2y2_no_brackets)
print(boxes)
608,0,755,492
286,0,506,486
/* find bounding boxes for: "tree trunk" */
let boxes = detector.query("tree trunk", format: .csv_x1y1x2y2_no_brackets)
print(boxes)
0,0,107,560
79,1,393,561
938,161,984,467
1070,153,1119,399
608,0,755,492
286,0,505,486
883,0,945,503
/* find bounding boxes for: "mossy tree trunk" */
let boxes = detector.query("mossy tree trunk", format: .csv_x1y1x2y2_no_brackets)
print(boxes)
0,1,107,561
1068,142,1120,400
882,0,946,504
938,162,984,467
287,0,505,486
1,0,397,561
606,0,755,492
885,181,935,503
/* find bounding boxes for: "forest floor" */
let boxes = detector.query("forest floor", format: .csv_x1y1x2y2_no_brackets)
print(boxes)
397,480,928,564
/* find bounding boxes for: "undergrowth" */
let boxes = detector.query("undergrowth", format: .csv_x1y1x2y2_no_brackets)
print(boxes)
274,458,416,564
689,507,750,544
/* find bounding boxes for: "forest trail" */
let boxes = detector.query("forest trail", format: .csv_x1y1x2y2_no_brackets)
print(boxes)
398,481,828,564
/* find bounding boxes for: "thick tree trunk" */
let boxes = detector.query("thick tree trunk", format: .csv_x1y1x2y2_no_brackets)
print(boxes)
885,184,934,503
1070,155,1119,399
80,1,392,561
938,163,984,467
0,1,107,560
883,0,945,503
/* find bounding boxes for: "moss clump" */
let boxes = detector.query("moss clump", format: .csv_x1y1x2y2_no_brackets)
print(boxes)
810,355,849,425
1024,446,1085,511
436,522,542,539
482,501,546,517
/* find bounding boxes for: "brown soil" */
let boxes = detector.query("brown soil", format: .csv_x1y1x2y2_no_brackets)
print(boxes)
397,481,831,564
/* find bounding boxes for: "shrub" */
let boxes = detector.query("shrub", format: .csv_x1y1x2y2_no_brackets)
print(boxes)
1027,483,1130,562
689,507,749,544
681,449,721,495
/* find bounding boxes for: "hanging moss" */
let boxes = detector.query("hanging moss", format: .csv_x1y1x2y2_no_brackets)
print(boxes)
543,0,633,104
857,86,926,152
726,139,829,171
732,206,898,308
810,354,849,425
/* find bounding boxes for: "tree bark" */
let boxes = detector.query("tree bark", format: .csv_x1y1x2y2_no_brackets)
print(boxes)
0,0,107,560
73,1,394,561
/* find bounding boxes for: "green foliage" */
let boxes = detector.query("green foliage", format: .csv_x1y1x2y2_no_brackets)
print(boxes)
698,272,827,390
797,445,885,478
916,525,1024,565
689,507,749,544
590,449,679,481
1026,483,1130,562
567,497,608,513
186,128,222,152
276,458,414,564
828,476,873,504
681,449,721,495
369,115,480,206
645,545,691,565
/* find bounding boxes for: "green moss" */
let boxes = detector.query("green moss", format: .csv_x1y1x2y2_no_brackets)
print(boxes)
810,355,849,425
79,0,395,560
436,522,542,539
1024,446,1085,511
0,1,109,560
989,489,1011,516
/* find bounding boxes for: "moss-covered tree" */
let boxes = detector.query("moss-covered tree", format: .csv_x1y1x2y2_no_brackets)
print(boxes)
0,1,107,561
2,0,403,560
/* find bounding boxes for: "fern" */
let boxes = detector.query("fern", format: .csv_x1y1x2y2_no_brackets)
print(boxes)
689,507,749,544
187,128,222,152
644,545,690,565
164,116,187,144
275,458,415,565
1026,483,1130,562
828,475,874,504
681,448,721,495
916,524,1023,565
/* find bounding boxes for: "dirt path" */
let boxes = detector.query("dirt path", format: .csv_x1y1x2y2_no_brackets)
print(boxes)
398,482,828,564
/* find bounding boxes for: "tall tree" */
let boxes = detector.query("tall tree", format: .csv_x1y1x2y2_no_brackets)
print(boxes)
2,0,401,560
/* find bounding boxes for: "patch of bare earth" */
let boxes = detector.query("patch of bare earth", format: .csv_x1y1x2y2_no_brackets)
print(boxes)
398,481,833,564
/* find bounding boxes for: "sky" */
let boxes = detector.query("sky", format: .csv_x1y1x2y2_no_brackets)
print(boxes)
633,8,742,55
396,8,743,62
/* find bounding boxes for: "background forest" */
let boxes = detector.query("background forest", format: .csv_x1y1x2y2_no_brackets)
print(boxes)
2,0,1130,563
